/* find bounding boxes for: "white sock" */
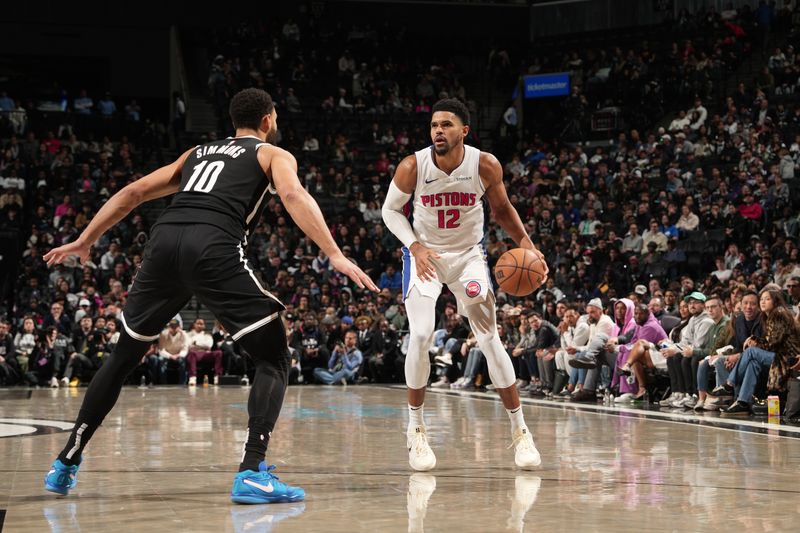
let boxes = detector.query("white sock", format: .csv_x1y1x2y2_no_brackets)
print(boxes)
408,404,424,433
507,406,526,434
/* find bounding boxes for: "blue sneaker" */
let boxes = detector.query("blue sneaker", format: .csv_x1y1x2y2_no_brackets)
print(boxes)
45,459,81,495
231,462,305,504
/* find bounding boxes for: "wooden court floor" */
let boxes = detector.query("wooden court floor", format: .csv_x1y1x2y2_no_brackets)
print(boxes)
0,385,797,532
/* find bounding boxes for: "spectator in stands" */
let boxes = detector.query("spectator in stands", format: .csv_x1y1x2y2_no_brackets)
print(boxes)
787,277,800,317
701,290,762,411
73,90,93,115
378,264,402,291
660,292,715,408
0,320,18,385
615,304,668,402
569,298,616,402
158,319,188,385
722,288,800,416
43,302,71,337
97,92,117,117
185,318,223,386
553,307,589,398
13,316,37,377
642,220,668,253
314,330,362,385
676,205,700,233
691,295,732,411
365,318,398,383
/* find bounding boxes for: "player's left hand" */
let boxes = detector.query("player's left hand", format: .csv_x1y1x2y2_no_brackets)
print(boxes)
330,252,379,292
519,239,549,282
43,238,91,267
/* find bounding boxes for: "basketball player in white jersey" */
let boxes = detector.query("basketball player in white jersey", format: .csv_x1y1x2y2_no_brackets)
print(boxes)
382,98,547,470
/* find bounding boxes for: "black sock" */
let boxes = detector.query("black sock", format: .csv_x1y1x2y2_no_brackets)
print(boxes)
58,411,102,466
239,417,274,472
56,331,149,466
236,320,290,472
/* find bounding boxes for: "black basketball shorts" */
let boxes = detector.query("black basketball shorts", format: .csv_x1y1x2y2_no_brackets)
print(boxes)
120,223,286,348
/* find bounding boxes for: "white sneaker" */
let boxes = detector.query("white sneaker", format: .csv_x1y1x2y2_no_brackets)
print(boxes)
407,426,437,471
659,392,680,406
60,377,70,387
450,377,466,389
49,377,59,389
434,353,453,367
407,474,436,533
188,376,197,387
614,393,634,404
430,377,449,389
680,394,698,409
514,379,529,389
508,475,542,532
509,427,541,469
668,393,686,408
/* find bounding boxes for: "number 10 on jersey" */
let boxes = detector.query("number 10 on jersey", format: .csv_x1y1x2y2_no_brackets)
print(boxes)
184,160,225,193
437,209,460,228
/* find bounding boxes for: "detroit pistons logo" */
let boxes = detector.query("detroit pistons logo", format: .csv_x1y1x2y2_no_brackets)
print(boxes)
465,281,481,298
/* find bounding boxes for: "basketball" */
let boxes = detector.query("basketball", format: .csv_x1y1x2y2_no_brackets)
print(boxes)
494,248,547,296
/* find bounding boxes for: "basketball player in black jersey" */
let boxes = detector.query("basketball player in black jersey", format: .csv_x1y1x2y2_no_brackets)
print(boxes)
42,88,378,504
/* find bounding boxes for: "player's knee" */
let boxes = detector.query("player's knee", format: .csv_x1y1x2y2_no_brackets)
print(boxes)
473,328,499,348
408,330,432,350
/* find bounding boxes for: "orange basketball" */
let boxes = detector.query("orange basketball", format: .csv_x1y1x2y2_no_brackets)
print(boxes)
494,248,547,297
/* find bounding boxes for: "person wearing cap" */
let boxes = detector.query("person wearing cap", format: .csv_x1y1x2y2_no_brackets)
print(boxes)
568,298,616,402
157,319,188,385
659,292,715,409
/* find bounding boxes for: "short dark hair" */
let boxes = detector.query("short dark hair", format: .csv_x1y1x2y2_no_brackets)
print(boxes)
432,98,470,125
229,88,274,130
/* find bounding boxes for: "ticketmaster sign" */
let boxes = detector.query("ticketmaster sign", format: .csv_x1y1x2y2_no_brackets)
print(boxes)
523,73,570,98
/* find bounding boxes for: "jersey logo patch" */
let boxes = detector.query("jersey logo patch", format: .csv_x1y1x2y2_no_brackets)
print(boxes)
424,177,439,184
466,281,481,298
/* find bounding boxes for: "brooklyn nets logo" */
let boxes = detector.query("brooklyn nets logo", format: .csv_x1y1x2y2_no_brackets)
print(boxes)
0,418,73,438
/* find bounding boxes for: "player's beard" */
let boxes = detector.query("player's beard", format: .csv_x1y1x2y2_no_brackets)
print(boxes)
266,124,278,144
433,140,450,155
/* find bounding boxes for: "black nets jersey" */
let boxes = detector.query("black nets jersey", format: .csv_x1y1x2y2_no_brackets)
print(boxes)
156,135,275,243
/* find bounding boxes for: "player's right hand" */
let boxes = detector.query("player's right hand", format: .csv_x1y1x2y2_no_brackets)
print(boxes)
43,238,91,267
409,242,440,282
330,252,379,292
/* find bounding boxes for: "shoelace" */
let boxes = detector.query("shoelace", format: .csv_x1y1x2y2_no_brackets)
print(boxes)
410,432,431,456
258,465,287,489
507,431,534,451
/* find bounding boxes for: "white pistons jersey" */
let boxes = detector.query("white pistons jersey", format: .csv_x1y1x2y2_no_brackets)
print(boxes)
412,145,484,253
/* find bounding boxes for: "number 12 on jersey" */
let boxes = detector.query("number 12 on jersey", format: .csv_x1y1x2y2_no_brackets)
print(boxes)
184,160,225,193
437,209,460,228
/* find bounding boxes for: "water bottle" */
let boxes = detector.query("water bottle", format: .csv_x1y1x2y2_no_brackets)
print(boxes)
139,375,146,389
203,375,209,387
603,388,611,405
